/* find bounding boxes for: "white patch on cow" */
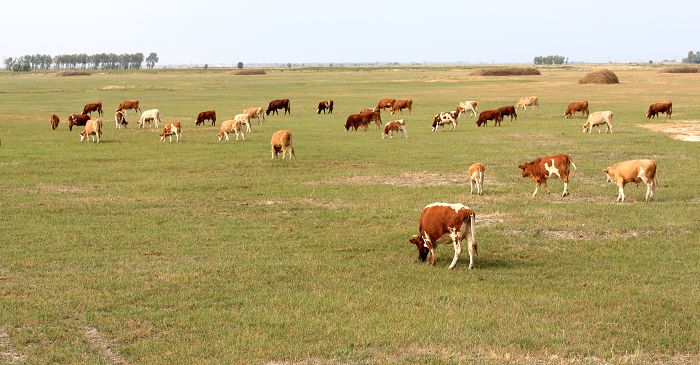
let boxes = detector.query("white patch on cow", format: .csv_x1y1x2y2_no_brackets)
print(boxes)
422,232,431,248
544,159,561,178
425,202,467,214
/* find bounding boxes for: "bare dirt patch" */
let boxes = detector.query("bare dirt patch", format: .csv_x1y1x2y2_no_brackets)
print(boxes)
84,326,129,365
0,328,26,364
478,212,508,226
37,184,92,193
101,85,127,91
640,120,700,142
312,172,467,187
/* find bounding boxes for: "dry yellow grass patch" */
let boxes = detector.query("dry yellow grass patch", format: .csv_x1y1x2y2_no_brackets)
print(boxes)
640,120,700,142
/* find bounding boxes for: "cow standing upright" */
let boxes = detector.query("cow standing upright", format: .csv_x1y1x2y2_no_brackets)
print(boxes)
382,120,407,139
196,110,216,126
602,159,657,202
68,113,91,131
390,99,413,115
79,119,103,143
159,121,182,143
266,99,291,116
82,102,103,117
518,154,577,197
458,101,478,118
50,114,60,130
582,111,613,134
114,110,128,129
376,98,396,112
432,107,465,132
468,163,485,195
476,109,502,127
646,101,672,119
515,96,539,110
118,100,140,114
317,100,334,114
497,105,517,121
564,101,589,118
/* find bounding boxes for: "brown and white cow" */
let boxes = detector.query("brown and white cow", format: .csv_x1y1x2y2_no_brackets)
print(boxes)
266,99,291,116
50,114,60,130
432,107,465,132
118,100,140,114
271,130,295,160
390,99,412,115
408,203,477,269
564,101,589,118
515,96,539,110
468,163,485,195
114,110,128,129
67,113,90,131
518,154,577,197
497,105,517,121
458,101,478,118
159,121,182,143
82,102,103,117
646,101,672,119
243,107,265,124
376,98,396,111
317,100,334,114
196,110,216,126
602,159,657,202
79,119,103,143
217,119,246,141
582,111,613,134
476,109,502,127
382,120,407,139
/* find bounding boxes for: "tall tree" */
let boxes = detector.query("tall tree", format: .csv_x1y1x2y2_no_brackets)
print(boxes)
146,52,159,69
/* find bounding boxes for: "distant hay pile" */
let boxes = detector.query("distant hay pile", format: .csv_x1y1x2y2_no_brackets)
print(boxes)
660,66,700,73
578,69,619,84
56,71,92,77
234,69,266,75
469,67,541,76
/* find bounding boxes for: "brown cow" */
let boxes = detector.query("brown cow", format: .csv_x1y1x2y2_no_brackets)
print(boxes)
67,113,91,131
118,100,140,114
345,113,371,131
266,99,291,116
360,109,382,128
82,102,103,117
271,130,295,160
646,101,672,119
408,203,477,269
317,100,334,114
564,101,589,118
376,98,396,111
476,109,502,127
390,99,413,115
603,159,657,202
114,110,128,129
50,114,60,130
518,154,577,197
196,110,217,126
497,105,517,121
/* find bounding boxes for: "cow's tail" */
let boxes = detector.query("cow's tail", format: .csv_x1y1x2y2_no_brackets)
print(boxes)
469,211,477,256
569,155,577,177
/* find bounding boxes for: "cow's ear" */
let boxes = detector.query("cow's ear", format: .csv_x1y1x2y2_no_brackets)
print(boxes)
408,235,418,244
518,164,524,170
602,168,608,173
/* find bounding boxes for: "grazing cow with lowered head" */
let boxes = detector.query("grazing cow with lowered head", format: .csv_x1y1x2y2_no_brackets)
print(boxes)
432,107,465,132
408,203,477,269
82,102,103,117
498,105,517,121
50,114,60,130
382,120,407,139
515,96,539,110
115,110,128,129
518,154,577,197
196,110,216,126
468,163,485,195
233,113,251,132
271,130,295,160
317,100,334,114
266,99,291,116
360,109,382,128
564,101,589,118
458,101,478,118
646,101,672,119
603,159,657,202
243,107,265,125
582,111,613,134
217,119,246,141
345,113,371,131
118,100,140,114
390,99,413,115
376,98,396,111
79,119,103,143
68,113,90,131
159,121,182,143
138,109,161,128
476,109,502,127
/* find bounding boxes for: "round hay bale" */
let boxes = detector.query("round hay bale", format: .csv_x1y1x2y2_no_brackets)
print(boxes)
469,67,541,76
578,69,619,84
659,66,700,73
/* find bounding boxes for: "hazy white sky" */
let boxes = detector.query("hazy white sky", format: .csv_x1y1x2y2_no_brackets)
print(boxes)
2,0,698,65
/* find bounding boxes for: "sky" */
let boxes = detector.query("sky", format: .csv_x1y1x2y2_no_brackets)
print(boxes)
1,0,699,66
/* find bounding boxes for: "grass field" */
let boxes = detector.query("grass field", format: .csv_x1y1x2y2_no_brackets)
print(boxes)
0,65,699,364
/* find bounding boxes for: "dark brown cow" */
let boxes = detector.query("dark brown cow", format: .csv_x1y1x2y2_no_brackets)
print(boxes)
646,101,672,119
408,203,477,269
497,105,517,121
82,102,103,117
317,100,334,114
476,109,502,127
67,113,91,131
360,109,382,128
518,154,577,197
376,98,396,111
345,113,371,131
564,101,589,118
118,100,140,114
266,99,291,116
390,99,413,115
196,110,217,126
50,114,60,130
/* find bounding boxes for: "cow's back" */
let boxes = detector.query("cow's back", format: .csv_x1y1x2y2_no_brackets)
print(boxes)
419,204,472,242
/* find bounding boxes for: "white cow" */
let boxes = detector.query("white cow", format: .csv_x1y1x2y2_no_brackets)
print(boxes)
582,111,613,134
458,100,478,118
515,96,539,110
137,109,161,128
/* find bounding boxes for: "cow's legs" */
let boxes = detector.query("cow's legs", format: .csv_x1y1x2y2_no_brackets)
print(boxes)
428,247,436,266
641,176,654,201
448,237,461,270
617,183,625,202
470,179,474,195
607,123,612,134
532,182,540,198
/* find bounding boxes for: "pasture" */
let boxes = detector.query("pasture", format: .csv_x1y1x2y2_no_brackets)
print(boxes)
0,65,698,364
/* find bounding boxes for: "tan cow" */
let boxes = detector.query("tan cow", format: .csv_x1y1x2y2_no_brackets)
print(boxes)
458,101,478,118
382,120,407,139
515,96,539,110
582,111,613,134
468,163,485,195
217,119,246,141
602,159,657,202
79,119,103,143
50,114,60,130
243,107,265,125
271,130,295,160
159,121,182,143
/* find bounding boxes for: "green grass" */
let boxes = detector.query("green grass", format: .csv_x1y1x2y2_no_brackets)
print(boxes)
0,66,699,364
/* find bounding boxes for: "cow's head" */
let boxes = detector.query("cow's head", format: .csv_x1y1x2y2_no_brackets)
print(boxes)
431,116,440,132
602,168,613,183
518,163,532,178
582,122,590,133
409,235,429,262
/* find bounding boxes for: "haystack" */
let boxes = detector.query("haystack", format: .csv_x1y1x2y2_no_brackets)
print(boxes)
660,66,700,73
56,71,92,77
469,67,541,76
578,69,619,84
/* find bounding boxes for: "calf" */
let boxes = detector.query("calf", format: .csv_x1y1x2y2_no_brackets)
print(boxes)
217,119,246,141
376,98,396,111
68,113,90,131
602,159,657,202
159,121,182,143
138,109,161,128
118,100,140,114
646,101,672,119
518,154,577,197
458,101,478,118
79,119,103,143
564,101,589,118
497,105,517,121
243,107,265,125
266,99,291,116
390,99,413,115
271,130,295,160
582,111,613,134
196,110,216,126
50,114,60,130
82,102,103,117
515,96,539,110
382,120,407,139
115,110,128,129
468,163,485,195
476,109,502,127
408,203,477,269
317,100,334,114
432,107,465,132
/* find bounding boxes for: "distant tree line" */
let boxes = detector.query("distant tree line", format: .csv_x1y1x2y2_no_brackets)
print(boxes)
683,51,700,64
533,55,567,65
3,52,159,72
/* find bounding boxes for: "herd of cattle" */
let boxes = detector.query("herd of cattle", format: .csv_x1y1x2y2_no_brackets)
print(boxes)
48,95,670,270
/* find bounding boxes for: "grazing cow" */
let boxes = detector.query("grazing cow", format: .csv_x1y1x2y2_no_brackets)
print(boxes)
518,154,577,197
217,119,246,141
432,107,465,132
317,100,334,114
582,111,613,134
271,130,295,160
564,101,589,118
67,113,90,131
137,109,161,128
390,99,413,115
376,98,396,111
196,110,216,126
476,109,503,127
408,203,477,269
458,101,478,118
360,109,382,128
79,119,103,143
114,110,128,129
345,113,371,131
646,101,672,119
118,100,140,114
266,99,291,116
468,163,485,195
82,102,103,117
234,113,252,132
515,96,539,110
382,120,407,139
243,107,265,125
159,121,182,143
50,114,60,130
497,105,518,121
602,159,657,202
